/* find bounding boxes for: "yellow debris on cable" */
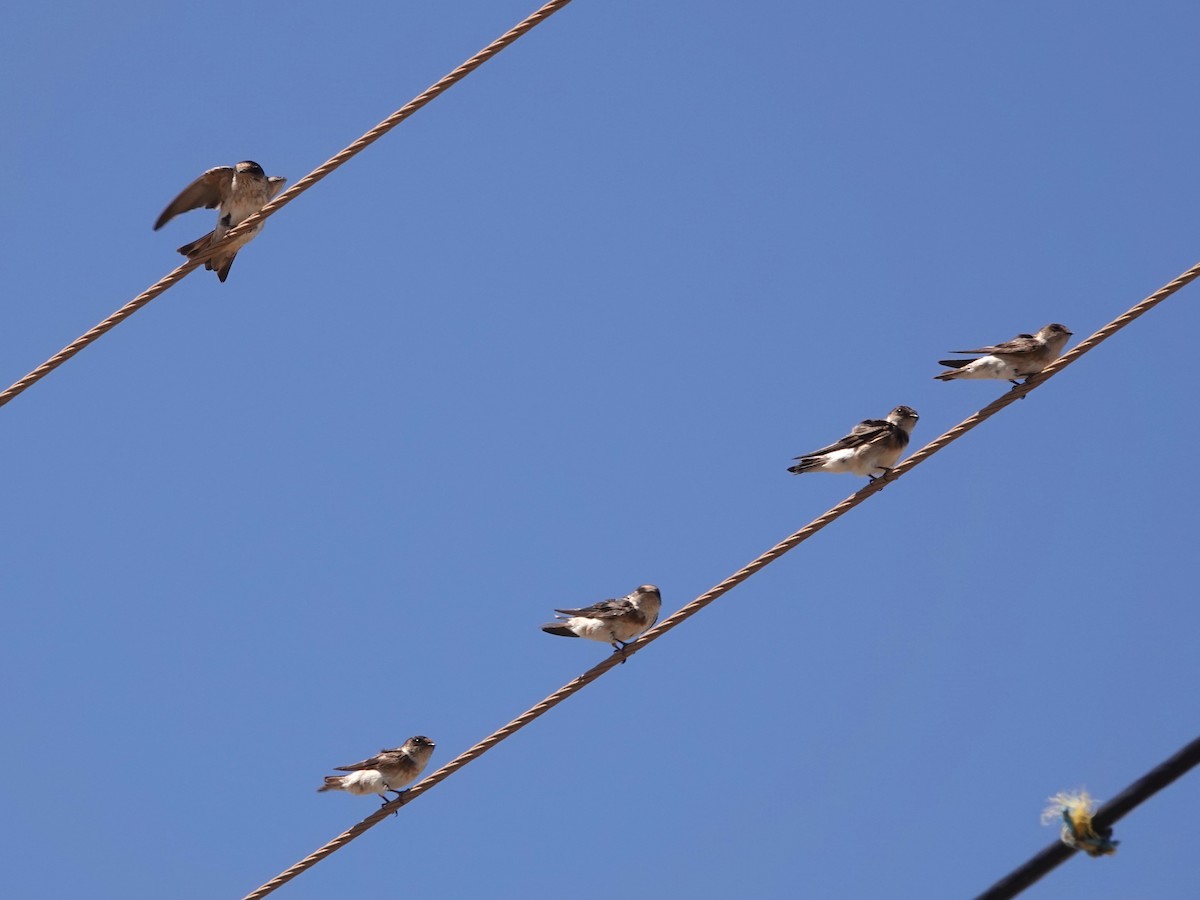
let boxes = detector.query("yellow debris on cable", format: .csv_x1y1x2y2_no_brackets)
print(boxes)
1041,789,1119,857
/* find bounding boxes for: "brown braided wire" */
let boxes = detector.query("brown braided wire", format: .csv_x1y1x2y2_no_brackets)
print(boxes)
0,0,576,411
241,266,1200,897
0,260,208,406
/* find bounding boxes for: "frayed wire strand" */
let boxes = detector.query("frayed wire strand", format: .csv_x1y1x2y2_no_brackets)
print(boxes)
975,735,1200,899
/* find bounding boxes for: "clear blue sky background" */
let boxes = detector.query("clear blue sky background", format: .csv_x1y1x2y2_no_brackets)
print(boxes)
2,2,1197,898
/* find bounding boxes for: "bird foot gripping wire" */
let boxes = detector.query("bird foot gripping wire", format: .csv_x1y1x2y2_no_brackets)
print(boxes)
381,788,414,816
1042,790,1119,857
1008,380,1030,399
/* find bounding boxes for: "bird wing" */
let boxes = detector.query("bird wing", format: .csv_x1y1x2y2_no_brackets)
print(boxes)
334,749,403,772
267,176,287,200
553,598,634,620
154,166,235,230
951,333,1039,356
796,419,892,458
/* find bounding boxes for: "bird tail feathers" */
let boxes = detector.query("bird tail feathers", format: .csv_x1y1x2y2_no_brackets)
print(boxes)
177,231,236,281
177,231,214,258
317,776,344,793
214,255,235,282
541,623,578,638
934,359,972,381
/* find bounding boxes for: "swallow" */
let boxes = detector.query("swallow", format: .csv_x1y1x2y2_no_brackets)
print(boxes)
542,584,662,655
317,735,435,805
935,323,1072,384
154,160,286,282
788,406,919,480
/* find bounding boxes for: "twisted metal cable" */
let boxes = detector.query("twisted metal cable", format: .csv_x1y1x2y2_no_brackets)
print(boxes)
0,0,575,411
242,264,1200,897
0,259,207,406
215,0,574,239
975,734,1200,899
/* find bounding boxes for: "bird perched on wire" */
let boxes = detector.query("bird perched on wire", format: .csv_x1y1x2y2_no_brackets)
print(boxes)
788,406,919,481
154,160,286,282
934,323,1072,384
317,735,435,805
542,584,662,655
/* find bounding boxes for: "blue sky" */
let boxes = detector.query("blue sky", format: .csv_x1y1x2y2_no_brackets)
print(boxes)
2,2,1198,897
